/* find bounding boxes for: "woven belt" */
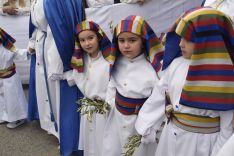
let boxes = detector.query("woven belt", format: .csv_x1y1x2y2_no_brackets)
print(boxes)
115,90,147,115
0,64,16,78
172,112,220,134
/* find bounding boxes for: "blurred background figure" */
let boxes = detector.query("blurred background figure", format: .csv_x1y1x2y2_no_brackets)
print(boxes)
0,0,31,15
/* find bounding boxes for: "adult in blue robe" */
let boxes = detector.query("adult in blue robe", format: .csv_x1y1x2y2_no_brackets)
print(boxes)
43,0,85,155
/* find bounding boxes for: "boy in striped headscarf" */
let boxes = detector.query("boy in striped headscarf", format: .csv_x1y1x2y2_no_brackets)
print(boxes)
101,15,164,156
63,20,112,156
0,27,29,128
135,7,234,156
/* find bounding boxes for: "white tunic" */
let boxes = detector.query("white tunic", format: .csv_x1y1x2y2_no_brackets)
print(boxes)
44,25,63,140
101,54,159,156
139,56,233,156
0,45,27,122
216,133,234,156
29,0,57,137
66,52,110,156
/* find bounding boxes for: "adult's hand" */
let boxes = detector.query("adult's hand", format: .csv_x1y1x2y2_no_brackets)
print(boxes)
2,6,18,15
137,0,145,5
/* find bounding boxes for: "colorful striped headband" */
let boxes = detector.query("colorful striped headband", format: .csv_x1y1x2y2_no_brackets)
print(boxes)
0,28,16,52
167,7,234,110
112,15,164,73
71,21,112,72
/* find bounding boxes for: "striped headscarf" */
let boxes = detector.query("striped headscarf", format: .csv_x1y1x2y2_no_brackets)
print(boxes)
112,15,164,73
71,21,112,72
0,27,16,52
166,7,234,110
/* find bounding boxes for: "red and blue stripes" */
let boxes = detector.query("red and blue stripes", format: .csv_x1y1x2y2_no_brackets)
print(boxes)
0,28,16,52
173,7,234,110
115,90,148,115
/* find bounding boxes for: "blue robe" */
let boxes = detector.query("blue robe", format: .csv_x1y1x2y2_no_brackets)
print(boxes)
43,0,84,155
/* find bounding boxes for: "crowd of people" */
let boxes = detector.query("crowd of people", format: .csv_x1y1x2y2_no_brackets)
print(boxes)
0,0,234,156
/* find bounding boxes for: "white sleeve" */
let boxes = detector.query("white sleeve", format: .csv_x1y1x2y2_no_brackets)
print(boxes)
63,70,76,86
28,29,37,50
105,77,116,108
46,26,64,77
13,48,28,61
135,69,169,136
211,110,234,156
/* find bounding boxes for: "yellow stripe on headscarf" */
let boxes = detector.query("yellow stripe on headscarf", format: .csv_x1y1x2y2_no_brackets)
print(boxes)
184,85,234,93
183,9,226,21
192,53,230,60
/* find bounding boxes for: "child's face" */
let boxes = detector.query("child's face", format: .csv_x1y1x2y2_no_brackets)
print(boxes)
78,30,100,58
179,38,195,59
118,32,143,59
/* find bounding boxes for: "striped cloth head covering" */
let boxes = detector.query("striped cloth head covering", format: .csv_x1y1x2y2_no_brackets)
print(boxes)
167,7,234,110
71,20,112,72
0,27,16,52
112,15,164,73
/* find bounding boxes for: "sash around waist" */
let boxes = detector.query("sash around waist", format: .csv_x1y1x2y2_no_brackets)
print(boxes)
0,64,16,78
172,112,220,134
115,90,148,115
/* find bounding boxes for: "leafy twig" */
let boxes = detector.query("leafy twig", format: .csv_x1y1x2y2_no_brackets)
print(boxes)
77,97,111,122
123,135,142,156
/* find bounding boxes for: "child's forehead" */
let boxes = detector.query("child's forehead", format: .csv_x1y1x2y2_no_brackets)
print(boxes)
78,30,97,37
117,32,141,39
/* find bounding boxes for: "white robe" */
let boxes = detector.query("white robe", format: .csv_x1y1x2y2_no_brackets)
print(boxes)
139,56,233,156
216,133,234,156
44,25,63,140
29,0,58,137
0,45,27,122
101,54,159,156
65,52,110,156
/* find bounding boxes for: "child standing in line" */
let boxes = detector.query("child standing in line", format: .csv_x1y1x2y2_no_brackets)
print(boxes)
135,7,234,156
101,15,164,156
0,27,28,128
64,20,112,156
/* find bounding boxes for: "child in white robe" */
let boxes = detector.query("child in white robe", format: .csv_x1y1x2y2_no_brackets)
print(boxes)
0,27,28,128
101,15,164,156
135,7,234,156
64,20,112,156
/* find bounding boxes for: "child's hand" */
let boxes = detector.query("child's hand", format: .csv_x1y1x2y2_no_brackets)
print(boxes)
28,47,35,54
141,129,156,144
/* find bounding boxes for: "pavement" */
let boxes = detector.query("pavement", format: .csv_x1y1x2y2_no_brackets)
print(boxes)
0,85,59,156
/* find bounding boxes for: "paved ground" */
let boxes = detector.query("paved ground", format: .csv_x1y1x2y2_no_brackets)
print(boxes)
0,121,59,156
0,85,59,156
